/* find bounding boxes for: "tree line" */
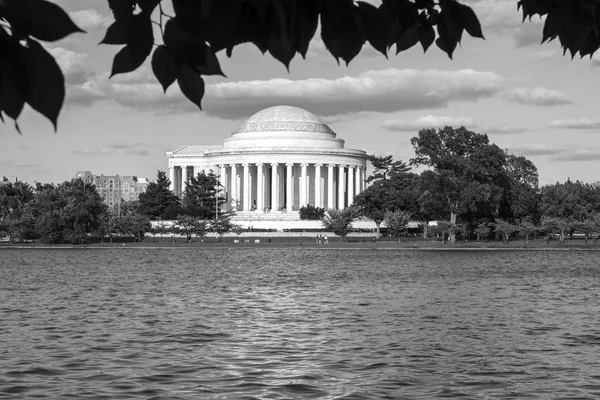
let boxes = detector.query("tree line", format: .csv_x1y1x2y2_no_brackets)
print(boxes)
3,126,600,244
0,169,237,244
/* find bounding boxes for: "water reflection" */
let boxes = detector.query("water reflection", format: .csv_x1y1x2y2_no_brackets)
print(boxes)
1,248,600,398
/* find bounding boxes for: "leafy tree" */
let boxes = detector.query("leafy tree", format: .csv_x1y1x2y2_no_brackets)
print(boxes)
113,213,151,242
501,153,540,222
321,207,357,242
175,214,208,242
383,210,412,242
365,155,410,183
411,126,507,243
211,212,235,239
455,221,470,242
491,218,518,244
436,220,457,243
571,216,600,244
0,181,34,221
516,218,538,242
541,216,571,243
25,179,108,243
299,205,325,220
473,222,490,242
181,170,225,219
138,170,180,220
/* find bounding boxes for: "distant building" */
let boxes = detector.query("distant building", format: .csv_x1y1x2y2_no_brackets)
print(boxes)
74,171,150,208
0,176,18,187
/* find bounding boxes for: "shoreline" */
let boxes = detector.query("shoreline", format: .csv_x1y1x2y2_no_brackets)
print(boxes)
3,240,600,251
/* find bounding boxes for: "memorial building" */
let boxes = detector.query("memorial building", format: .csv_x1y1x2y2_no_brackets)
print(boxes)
165,105,368,220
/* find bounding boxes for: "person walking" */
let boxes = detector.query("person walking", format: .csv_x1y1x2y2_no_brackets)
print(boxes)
324,235,329,244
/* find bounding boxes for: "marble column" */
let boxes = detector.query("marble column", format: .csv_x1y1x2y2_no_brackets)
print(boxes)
286,163,293,211
181,165,188,195
347,165,355,206
256,163,264,212
327,164,334,209
361,167,366,192
355,166,362,194
243,163,250,211
168,166,175,192
271,163,278,211
231,164,238,211
315,163,322,208
300,163,308,207
338,165,345,210
220,165,227,209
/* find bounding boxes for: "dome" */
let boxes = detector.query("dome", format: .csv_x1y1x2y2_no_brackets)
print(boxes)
234,105,335,135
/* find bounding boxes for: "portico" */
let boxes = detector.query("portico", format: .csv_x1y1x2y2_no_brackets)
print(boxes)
165,106,368,219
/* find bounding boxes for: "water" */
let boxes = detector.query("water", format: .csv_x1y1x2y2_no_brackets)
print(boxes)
1,248,600,399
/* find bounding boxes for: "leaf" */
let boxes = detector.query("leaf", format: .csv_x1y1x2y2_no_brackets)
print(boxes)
0,45,26,122
268,34,296,70
320,0,365,65
0,0,85,42
152,45,179,92
357,2,389,57
110,11,154,77
100,20,129,45
177,65,205,110
418,19,436,52
436,19,458,59
22,39,65,130
396,24,419,53
459,4,484,39
542,2,571,43
291,0,319,59
440,0,464,43
197,46,226,77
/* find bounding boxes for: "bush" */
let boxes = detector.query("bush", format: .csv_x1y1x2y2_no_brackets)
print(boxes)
299,205,325,220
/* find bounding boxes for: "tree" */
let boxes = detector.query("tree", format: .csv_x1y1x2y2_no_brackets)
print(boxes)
491,218,518,244
113,213,151,242
354,158,418,238
411,126,507,243
24,179,108,243
321,208,357,242
501,153,540,222
299,205,325,220
473,222,490,242
175,214,208,242
138,170,180,220
383,210,412,242
455,221,470,242
517,218,538,242
0,181,35,240
365,155,410,183
541,216,571,243
211,212,235,239
181,170,225,219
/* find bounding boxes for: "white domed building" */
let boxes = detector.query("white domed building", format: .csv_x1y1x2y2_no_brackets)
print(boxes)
165,106,368,223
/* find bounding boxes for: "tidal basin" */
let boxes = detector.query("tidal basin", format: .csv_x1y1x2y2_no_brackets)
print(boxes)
1,248,600,399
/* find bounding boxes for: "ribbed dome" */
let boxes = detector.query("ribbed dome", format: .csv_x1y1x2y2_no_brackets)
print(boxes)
234,105,334,135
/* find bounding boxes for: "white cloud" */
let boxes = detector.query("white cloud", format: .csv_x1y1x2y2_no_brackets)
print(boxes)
551,149,600,162
483,124,528,134
506,87,571,106
548,118,600,130
69,9,111,30
66,68,504,119
382,115,475,132
48,47,93,85
202,69,503,119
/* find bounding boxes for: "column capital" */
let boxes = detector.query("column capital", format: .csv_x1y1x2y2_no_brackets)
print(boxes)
242,163,250,167
270,162,279,167
256,162,264,167
286,163,294,167
314,163,323,168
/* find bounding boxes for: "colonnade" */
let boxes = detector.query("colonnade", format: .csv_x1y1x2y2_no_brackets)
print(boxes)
169,162,366,212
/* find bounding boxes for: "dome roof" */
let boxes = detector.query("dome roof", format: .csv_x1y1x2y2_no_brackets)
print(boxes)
234,105,335,135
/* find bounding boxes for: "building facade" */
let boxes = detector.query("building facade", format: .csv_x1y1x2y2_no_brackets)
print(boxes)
74,172,150,209
165,106,368,216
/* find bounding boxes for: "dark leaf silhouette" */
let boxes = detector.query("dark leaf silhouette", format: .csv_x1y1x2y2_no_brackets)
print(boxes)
152,45,179,92
177,65,205,110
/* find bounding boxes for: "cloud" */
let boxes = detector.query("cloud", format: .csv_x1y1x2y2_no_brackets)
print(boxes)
514,21,543,48
69,9,111,30
548,118,600,130
483,124,528,134
48,47,93,85
382,115,475,132
504,144,561,156
65,68,504,119
202,69,503,119
505,87,571,106
551,149,600,162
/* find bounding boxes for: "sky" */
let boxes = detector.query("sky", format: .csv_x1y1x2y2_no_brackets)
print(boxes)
1,0,600,186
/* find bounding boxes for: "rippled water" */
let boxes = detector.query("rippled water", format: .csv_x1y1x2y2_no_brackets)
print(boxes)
1,248,600,399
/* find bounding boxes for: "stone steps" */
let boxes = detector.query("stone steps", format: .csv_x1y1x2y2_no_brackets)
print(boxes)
231,211,301,222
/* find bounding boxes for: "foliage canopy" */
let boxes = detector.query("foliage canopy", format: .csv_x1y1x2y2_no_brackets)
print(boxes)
2,0,597,130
